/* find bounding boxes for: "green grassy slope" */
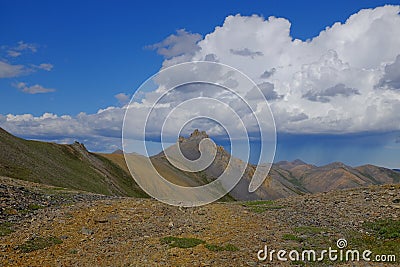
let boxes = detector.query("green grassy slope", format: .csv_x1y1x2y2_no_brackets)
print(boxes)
0,128,147,197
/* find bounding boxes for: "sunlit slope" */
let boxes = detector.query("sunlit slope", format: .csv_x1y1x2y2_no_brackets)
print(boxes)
0,127,147,197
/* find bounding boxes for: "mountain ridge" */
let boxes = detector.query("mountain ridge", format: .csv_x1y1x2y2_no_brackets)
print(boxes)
0,127,147,197
139,129,400,200
1,127,399,201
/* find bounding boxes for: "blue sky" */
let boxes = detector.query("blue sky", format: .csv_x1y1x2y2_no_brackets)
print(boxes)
1,0,400,168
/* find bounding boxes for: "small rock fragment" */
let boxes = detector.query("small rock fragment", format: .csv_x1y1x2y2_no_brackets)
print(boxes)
81,227,94,235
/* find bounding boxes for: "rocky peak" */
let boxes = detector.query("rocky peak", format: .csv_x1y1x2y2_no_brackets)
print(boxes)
190,129,209,139
179,129,209,144
170,130,229,165
71,141,89,155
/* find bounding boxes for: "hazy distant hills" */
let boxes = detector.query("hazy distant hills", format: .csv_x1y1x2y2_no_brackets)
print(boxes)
1,127,399,201
0,127,147,197
272,160,400,195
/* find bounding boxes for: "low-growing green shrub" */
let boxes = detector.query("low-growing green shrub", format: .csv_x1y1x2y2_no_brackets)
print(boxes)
160,236,205,248
18,236,63,253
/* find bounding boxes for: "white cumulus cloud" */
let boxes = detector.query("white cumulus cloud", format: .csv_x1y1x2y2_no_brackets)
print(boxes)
146,29,202,63
13,82,55,94
1,42,53,80
36,63,54,71
155,5,400,134
114,93,131,106
0,61,26,78
1,108,126,152
5,41,38,57
2,5,400,152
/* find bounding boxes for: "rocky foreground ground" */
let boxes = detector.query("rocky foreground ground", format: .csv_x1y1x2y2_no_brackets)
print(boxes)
0,176,399,266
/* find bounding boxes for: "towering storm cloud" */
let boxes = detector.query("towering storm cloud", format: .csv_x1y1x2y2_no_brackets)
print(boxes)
1,5,400,152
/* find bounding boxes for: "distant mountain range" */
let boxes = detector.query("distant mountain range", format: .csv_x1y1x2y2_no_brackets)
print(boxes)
144,129,400,200
1,127,399,201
